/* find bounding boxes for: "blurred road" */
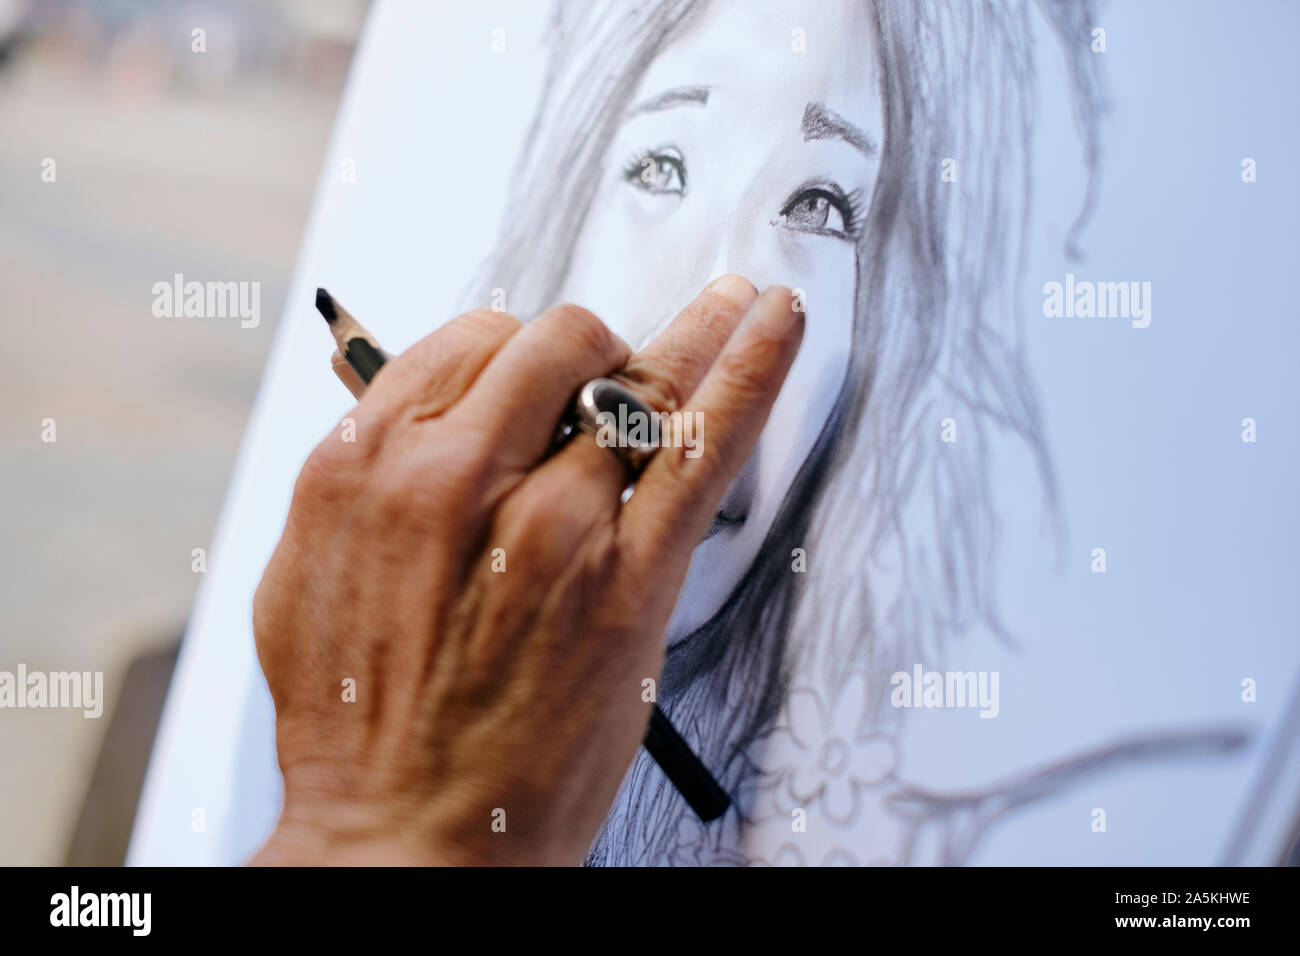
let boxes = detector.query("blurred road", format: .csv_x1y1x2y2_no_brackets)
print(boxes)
0,22,356,863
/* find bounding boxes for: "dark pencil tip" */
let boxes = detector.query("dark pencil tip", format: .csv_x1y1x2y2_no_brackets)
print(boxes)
315,287,337,324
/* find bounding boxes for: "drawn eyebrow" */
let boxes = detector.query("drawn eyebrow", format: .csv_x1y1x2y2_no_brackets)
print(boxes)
627,85,711,118
802,102,878,156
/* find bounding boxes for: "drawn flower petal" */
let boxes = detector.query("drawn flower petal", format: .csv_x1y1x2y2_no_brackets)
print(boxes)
823,849,860,866
829,670,870,736
822,776,859,825
850,734,899,786
789,760,824,804
770,844,806,867
784,687,826,751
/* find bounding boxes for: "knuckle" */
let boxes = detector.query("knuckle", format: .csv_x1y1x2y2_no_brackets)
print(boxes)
616,362,685,415
658,437,725,492
549,303,627,364
499,487,557,567
510,484,554,539
456,307,524,345
371,449,463,521
251,560,294,664
437,423,499,487
434,439,493,503
717,340,780,405
374,432,492,529
250,576,272,638
503,475,607,568
369,458,427,525
294,438,359,504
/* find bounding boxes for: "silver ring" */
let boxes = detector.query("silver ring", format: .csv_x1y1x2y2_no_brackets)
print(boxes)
565,377,661,477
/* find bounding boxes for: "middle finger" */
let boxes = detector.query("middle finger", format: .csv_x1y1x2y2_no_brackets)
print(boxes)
536,274,761,498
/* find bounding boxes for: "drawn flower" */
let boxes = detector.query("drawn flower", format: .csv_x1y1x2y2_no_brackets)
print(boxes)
658,791,753,867
822,848,862,866
772,672,899,825
748,842,868,867
749,843,807,867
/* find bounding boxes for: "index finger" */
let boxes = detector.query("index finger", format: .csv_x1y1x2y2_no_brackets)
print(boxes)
544,274,760,497
619,286,804,571
614,274,759,414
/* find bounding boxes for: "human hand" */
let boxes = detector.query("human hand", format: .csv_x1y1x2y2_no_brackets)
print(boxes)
249,275,802,865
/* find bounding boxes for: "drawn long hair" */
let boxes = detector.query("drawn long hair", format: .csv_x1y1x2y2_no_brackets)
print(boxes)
469,0,1102,864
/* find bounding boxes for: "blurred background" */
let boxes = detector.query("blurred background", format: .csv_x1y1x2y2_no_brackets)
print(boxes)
0,0,368,865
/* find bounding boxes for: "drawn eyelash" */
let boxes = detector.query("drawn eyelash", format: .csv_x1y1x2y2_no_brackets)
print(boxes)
778,180,864,240
621,145,687,194
839,186,864,236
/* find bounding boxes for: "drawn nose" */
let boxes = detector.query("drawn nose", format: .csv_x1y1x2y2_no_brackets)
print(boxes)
632,242,736,351
705,205,769,295
636,221,762,352
705,246,732,289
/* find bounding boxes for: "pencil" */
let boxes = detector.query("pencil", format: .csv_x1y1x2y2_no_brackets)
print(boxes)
313,287,733,823
316,287,386,385
645,707,731,822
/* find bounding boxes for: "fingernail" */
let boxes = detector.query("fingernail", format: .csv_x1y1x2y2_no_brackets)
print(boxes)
746,286,804,340
705,273,759,308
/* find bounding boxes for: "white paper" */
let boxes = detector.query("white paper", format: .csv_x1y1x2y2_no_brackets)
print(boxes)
130,0,1300,866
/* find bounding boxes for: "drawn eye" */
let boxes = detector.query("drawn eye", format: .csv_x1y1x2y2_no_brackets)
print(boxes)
623,147,686,196
779,182,861,239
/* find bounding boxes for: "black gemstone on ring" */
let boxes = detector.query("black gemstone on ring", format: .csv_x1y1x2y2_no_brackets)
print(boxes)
587,380,657,453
